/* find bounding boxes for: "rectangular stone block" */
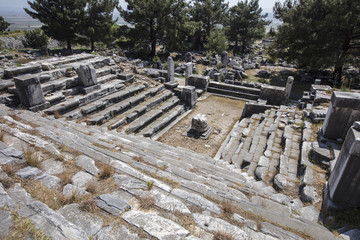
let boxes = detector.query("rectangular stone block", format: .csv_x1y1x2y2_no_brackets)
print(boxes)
181,86,197,107
77,64,97,87
14,74,45,108
328,123,360,207
187,74,209,91
259,85,286,106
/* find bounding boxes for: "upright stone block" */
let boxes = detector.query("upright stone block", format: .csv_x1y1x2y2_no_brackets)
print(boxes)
77,64,97,87
167,56,174,82
187,74,210,91
322,91,360,139
285,76,294,99
214,73,221,82
181,86,197,107
14,74,46,108
185,63,193,86
184,52,193,62
328,122,360,207
221,51,229,66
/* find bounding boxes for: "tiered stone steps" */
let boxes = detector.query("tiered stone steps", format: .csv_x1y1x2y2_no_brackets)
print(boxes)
0,105,338,240
207,82,260,101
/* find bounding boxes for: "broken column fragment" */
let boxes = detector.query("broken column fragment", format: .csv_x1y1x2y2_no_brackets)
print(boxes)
167,56,174,83
77,64,98,87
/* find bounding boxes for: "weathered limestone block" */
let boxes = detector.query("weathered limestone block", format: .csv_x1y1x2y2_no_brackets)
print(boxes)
322,91,360,139
328,122,360,207
167,56,174,82
181,86,197,107
191,114,209,133
0,211,12,238
221,51,229,66
285,76,294,99
75,155,99,176
96,194,131,216
14,74,46,108
185,62,193,85
4,64,41,79
77,64,98,87
259,85,287,105
187,74,210,91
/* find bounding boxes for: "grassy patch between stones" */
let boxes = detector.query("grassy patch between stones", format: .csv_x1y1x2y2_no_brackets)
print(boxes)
8,211,49,240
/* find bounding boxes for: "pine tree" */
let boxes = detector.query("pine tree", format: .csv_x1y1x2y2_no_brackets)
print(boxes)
190,0,229,50
227,0,270,53
119,0,184,57
25,0,87,50
0,16,10,33
84,0,119,51
273,0,360,86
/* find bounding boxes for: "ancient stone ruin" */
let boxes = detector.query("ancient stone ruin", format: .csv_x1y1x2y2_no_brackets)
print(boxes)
0,52,358,239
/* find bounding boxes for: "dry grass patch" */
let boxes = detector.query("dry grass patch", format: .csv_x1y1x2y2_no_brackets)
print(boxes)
57,170,74,187
53,111,61,119
0,176,16,189
23,146,41,169
79,199,97,213
212,231,235,240
173,210,196,231
8,211,49,240
99,164,115,180
1,163,24,177
136,195,156,210
58,145,81,158
8,113,21,122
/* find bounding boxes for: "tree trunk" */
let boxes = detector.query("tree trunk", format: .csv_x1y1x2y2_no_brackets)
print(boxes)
91,40,95,52
333,65,343,88
67,40,72,50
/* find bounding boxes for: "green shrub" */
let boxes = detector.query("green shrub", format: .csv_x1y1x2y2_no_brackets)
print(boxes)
204,28,228,55
25,28,49,49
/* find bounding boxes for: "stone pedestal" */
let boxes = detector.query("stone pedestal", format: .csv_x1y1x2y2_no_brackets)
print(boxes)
181,86,197,108
14,74,46,108
185,63,193,86
187,75,210,91
77,64,97,87
184,52,193,63
191,114,209,133
221,51,228,66
328,121,360,207
285,76,294,99
167,56,174,82
322,91,360,139
214,73,221,82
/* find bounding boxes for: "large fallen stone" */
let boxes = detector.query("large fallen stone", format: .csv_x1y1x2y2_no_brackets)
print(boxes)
193,213,247,240
274,174,287,190
75,155,99,176
71,171,94,188
76,64,98,87
298,205,319,222
311,142,332,162
0,147,24,159
35,173,61,189
96,193,131,216
42,159,64,175
300,185,315,203
16,166,42,179
122,210,190,239
58,203,103,236
19,201,88,240
0,210,12,238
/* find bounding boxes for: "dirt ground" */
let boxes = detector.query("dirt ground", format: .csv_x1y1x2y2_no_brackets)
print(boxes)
158,94,245,157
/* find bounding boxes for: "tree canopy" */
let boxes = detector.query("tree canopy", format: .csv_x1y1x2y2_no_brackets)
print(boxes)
273,0,360,85
0,16,10,33
25,0,87,50
227,0,270,53
84,0,119,51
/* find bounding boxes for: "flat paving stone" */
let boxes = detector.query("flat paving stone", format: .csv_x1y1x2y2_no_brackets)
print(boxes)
16,166,42,179
71,171,94,188
35,173,61,189
123,210,190,240
96,193,131,216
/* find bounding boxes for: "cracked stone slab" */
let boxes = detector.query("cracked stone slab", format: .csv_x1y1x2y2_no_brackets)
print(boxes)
0,183,16,210
96,224,139,240
16,166,42,179
19,201,88,240
113,174,147,190
62,184,89,198
35,173,61,189
123,210,190,240
171,188,221,214
58,203,103,236
71,171,94,188
0,210,12,238
298,205,319,222
193,213,247,240
75,155,99,176
7,183,34,209
151,190,190,214
42,159,64,175
96,193,131,216
0,147,23,159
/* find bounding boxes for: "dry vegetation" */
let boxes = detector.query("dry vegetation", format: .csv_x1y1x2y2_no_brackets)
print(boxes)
212,231,235,240
136,195,155,210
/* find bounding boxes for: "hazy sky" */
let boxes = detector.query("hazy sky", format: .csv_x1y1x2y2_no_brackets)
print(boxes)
0,0,284,13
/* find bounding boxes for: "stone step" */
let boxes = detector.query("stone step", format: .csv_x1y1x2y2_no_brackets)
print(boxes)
43,53,96,67
3,64,42,79
42,76,78,94
209,81,261,95
207,86,260,101
141,104,185,137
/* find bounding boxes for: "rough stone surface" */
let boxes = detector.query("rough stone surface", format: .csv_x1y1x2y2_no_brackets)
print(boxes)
96,193,131,216
0,147,24,159
71,171,94,188
191,113,209,133
62,184,89,197
75,155,99,176
42,159,64,175
298,205,319,222
0,210,12,238
77,64,98,87
16,166,42,179
14,74,46,107
20,201,88,240
153,190,191,214
193,213,247,240
58,203,103,236
123,210,190,239
167,56,175,82
96,224,139,240
35,173,61,189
